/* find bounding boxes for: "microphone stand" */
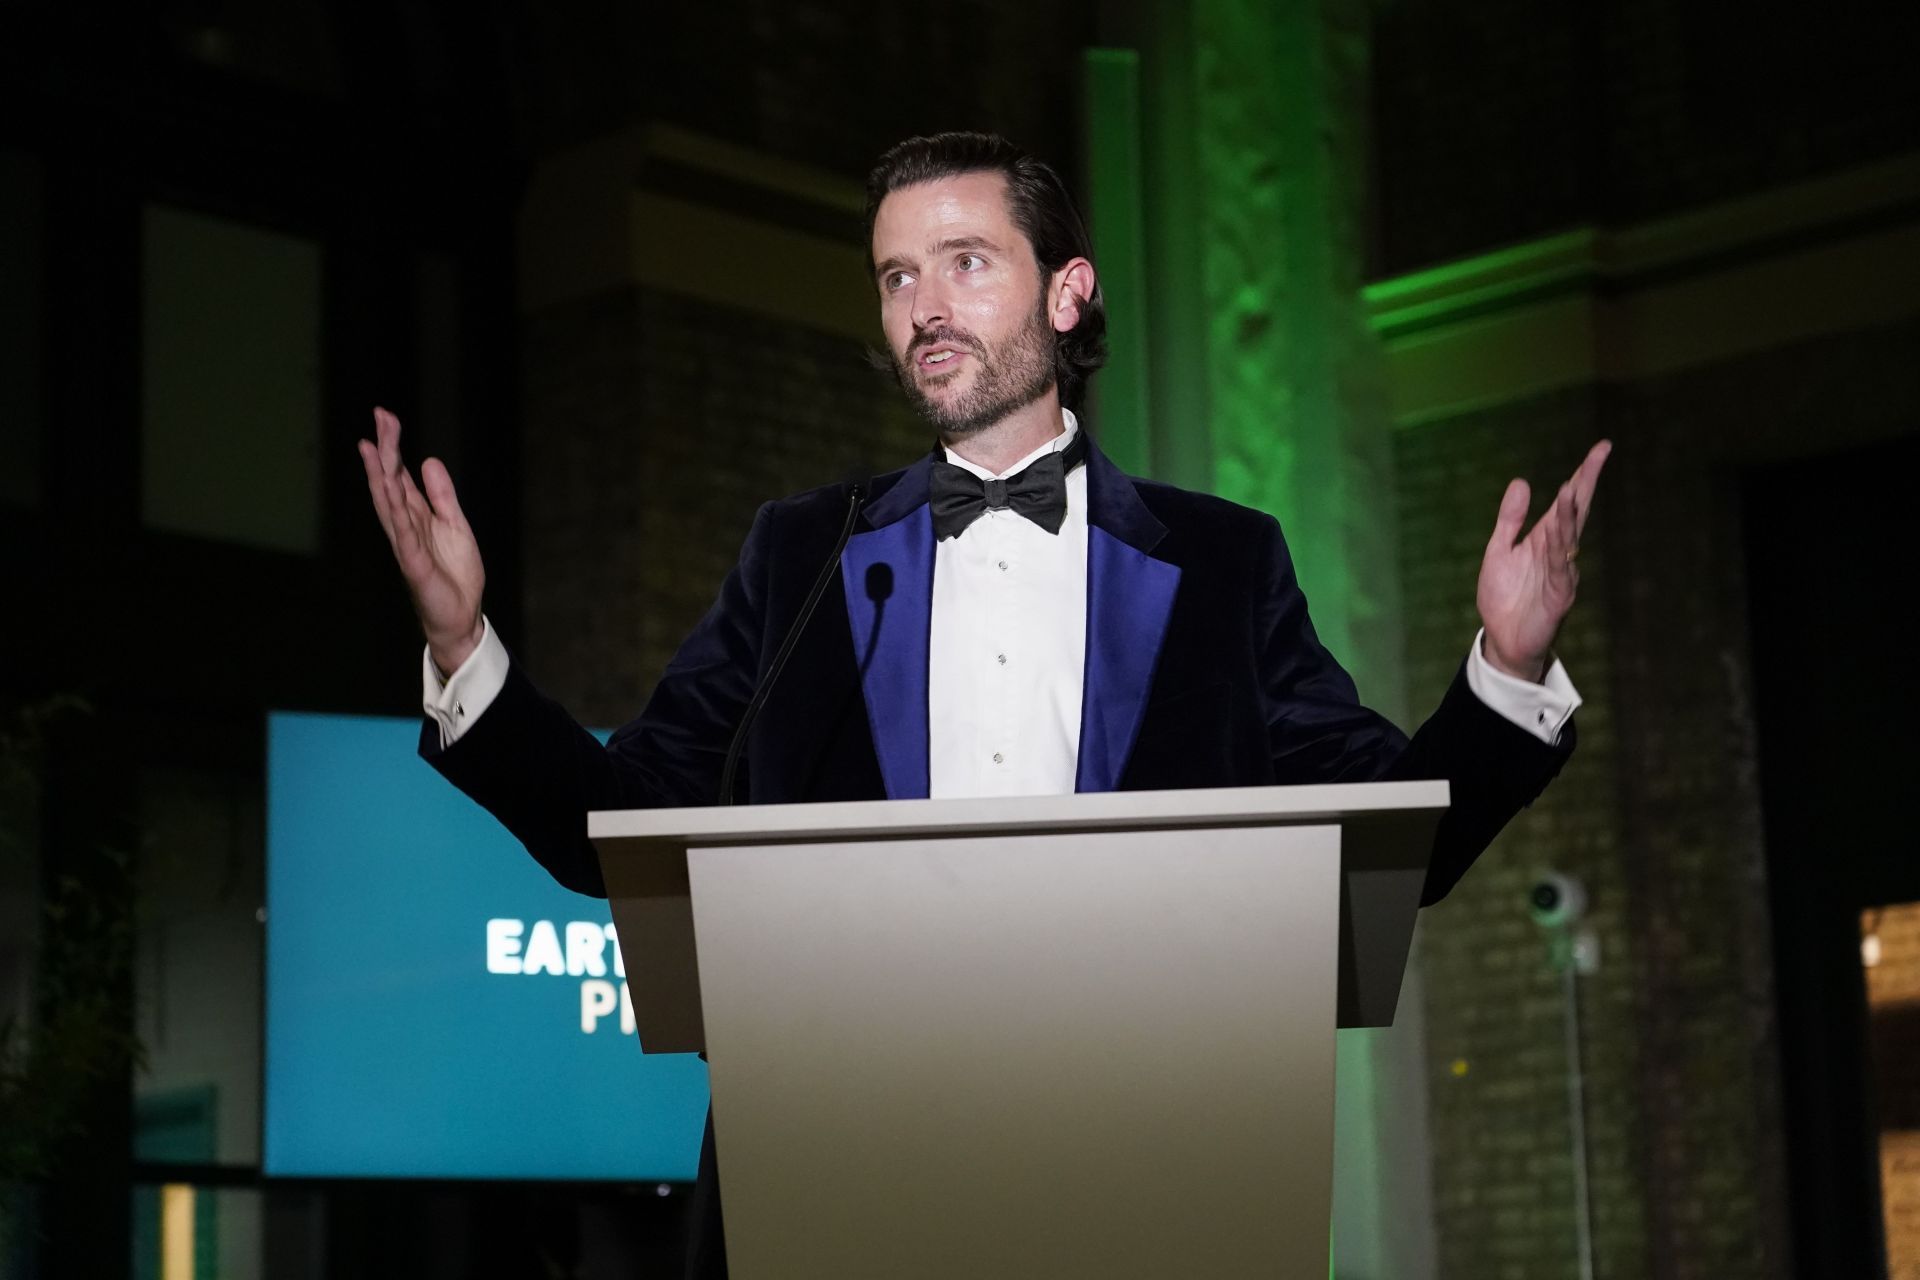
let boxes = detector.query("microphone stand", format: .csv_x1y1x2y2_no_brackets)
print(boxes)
717,483,867,806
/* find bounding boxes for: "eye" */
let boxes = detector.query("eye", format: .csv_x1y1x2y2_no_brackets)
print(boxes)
883,270,912,292
957,253,985,271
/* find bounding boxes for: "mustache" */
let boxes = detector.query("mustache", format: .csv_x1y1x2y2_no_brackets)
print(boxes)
907,327,983,359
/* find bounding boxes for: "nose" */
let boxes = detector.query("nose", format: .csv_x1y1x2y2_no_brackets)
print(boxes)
909,276,948,333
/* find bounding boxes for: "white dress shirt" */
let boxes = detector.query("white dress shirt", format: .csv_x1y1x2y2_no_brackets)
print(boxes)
926,416,1089,797
424,409,1581,781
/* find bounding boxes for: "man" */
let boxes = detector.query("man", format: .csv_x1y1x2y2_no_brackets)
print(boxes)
358,132,1608,1277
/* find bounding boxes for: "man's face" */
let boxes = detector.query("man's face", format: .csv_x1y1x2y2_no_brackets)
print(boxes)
871,171,1057,436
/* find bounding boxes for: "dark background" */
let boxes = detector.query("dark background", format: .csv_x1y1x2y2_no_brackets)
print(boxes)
2,1,1917,1276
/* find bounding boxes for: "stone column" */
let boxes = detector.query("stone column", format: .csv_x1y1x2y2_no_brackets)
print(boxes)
1097,1,1428,1273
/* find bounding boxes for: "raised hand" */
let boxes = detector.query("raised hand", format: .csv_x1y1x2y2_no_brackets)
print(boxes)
1477,440,1612,683
356,407,488,674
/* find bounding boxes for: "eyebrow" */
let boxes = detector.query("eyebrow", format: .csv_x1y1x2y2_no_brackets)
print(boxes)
874,235,1002,284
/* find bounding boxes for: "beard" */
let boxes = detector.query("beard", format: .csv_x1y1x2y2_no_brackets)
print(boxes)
891,296,1057,437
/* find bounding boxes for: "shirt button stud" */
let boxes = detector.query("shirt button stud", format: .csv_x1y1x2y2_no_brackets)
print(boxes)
997,559,1008,571
996,653,1007,665
992,752,1004,764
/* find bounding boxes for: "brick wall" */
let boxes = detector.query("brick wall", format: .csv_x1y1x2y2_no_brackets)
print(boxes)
1397,314,1920,1278
1599,0,1920,225
1886,1132,1920,1280
1868,903,1920,1279
1373,3,1920,273
1866,905,1920,1005
1371,0,1599,276
513,0,1094,183
1396,389,1648,1280
517,285,924,722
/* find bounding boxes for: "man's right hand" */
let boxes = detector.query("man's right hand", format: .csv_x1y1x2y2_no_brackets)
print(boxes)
357,407,487,675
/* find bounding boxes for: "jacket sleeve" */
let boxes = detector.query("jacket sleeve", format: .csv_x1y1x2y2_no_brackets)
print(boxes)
1251,514,1574,905
415,503,775,897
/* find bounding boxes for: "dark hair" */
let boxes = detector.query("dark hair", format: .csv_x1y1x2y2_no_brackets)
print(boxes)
865,131,1108,412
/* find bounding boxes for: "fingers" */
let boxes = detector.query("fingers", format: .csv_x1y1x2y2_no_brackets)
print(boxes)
1531,477,1583,598
1552,480,1578,574
397,463,435,531
360,407,433,570
368,406,464,529
374,408,420,527
420,457,469,534
1521,439,1612,569
1569,438,1611,539
357,437,398,545
364,407,407,524
1488,478,1530,552
370,408,412,521
374,406,402,475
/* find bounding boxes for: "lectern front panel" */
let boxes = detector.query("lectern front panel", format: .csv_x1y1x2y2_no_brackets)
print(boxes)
687,824,1342,1279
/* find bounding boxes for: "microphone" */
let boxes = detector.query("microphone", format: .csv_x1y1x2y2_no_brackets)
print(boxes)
857,563,893,678
717,480,868,806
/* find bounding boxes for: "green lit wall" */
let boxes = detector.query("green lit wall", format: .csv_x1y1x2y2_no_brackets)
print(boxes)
1087,2,1405,721
1087,3,1425,1277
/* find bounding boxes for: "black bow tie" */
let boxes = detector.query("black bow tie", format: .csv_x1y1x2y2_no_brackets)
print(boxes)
929,431,1089,541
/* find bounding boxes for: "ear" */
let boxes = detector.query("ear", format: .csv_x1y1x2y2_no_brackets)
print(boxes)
1048,258,1097,334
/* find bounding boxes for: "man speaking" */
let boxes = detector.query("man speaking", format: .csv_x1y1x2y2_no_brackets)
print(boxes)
358,131,1609,1278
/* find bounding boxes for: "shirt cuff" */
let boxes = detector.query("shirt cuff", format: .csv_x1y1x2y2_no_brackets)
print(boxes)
1464,627,1581,746
421,616,510,749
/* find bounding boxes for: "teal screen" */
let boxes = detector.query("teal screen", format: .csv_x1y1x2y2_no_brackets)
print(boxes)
264,711,708,1179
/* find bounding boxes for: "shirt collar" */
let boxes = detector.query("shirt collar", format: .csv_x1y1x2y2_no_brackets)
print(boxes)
941,408,1081,482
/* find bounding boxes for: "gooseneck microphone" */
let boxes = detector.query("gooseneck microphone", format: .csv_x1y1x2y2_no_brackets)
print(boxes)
717,480,868,806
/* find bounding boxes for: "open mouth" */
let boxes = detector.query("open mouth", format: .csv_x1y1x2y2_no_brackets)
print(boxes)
917,344,969,372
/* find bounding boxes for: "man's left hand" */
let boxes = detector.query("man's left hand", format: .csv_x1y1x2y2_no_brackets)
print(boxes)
1477,440,1613,683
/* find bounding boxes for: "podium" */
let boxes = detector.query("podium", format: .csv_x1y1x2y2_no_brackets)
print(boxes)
591,780,1446,1278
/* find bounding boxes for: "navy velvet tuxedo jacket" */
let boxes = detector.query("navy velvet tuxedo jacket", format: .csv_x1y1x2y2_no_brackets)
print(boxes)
420,434,1572,907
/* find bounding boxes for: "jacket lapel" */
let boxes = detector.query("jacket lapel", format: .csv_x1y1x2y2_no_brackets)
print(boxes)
1076,438,1181,793
838,435,1181,800
841,455,935,800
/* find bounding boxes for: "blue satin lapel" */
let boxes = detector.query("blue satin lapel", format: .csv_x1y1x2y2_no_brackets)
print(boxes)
1076,525,1181,793
840,436,1173,797
842,509,934,800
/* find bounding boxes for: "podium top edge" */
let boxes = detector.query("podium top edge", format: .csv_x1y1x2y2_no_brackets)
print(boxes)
589,779,1449,846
